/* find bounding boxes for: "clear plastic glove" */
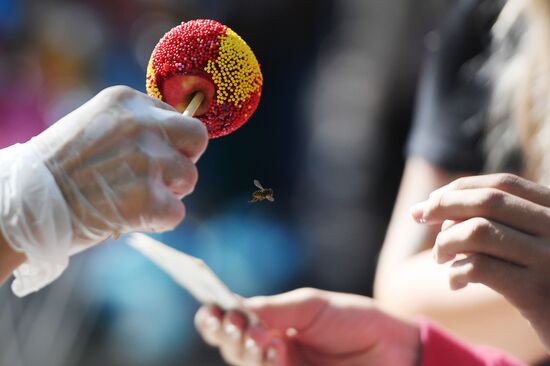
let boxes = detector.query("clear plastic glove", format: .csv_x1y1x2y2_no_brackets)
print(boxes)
0,86,208,296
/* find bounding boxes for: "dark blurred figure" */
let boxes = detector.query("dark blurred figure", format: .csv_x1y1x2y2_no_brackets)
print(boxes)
296,0,452,294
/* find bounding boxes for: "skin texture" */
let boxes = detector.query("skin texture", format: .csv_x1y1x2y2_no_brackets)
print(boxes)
195,288,420,366
414,173,550,351
374,158,547,364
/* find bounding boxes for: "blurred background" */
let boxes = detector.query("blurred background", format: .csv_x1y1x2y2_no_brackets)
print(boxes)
0,0,450,365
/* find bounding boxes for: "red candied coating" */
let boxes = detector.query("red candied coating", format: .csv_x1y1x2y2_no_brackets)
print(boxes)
205,92,261,137
150,19,226,82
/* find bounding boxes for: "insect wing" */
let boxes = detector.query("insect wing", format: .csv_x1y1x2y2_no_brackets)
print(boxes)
253,179,264,189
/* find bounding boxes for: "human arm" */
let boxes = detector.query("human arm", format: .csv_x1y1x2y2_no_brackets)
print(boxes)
373,159,547,363
0,85,208,296
194,288,525,366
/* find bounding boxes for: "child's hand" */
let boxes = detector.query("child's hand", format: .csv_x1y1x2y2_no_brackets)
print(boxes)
195,288,420,366
412,173,550,348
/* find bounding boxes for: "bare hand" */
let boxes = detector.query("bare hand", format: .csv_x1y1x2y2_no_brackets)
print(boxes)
412,173,550,349
195,288,420,366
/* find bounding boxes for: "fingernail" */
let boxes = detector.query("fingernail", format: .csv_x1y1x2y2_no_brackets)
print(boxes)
410,201,428,223
429,183,453,199
266,346,278,363
245,338,261,356
436,253,454,264
224,323,241,341
205,315,220,332
285,328,298,338
266,339,284,365
450,279,468,291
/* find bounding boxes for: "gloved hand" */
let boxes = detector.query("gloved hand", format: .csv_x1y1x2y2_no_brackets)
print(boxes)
0,85,208,296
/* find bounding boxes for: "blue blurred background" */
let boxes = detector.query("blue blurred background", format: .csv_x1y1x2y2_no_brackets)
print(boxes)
0,0,450,364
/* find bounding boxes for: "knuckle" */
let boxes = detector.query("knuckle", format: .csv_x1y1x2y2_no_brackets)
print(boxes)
449,272,465,289
295,287,323,300
466,217,493,242
494,173,520,190
480,189,506,210
450,177,467,190
186,162,199,188
164,200,186,229
426,193,445,216
171,158,198,196
111,108,141,136
104,85,135,99
464,255,485,281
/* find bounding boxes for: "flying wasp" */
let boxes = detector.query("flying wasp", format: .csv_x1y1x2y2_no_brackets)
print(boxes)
249,179,274,203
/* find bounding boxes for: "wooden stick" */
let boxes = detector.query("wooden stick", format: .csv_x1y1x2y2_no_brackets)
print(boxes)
183,92,205,117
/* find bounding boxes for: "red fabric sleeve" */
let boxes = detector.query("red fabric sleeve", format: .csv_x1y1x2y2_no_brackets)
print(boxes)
418,317,526,366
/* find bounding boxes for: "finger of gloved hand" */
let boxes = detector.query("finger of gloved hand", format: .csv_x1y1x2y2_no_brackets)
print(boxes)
144,182,186,232
67,138,192,233
70,138,198,199
119,92,208,163
448,254,528,302
411,188,550,237
159,154,198,198
430,174,550,208
145,93,178,112
142,108,208,163
72,163,186,234
434,217,544,267
195,305,224,346
220,311,248,365
135,132,199,197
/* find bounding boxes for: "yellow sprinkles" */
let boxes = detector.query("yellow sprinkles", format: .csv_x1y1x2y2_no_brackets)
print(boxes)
204,29,262,107
146,59,162,100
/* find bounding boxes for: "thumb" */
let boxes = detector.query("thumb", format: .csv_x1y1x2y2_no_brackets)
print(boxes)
244,288,328,333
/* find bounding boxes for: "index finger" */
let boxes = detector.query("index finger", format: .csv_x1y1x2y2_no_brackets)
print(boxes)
412,188,550,237
430,174,550,208
147,107,209,163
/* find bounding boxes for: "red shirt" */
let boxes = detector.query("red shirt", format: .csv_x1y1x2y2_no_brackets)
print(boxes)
419,318,526,366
